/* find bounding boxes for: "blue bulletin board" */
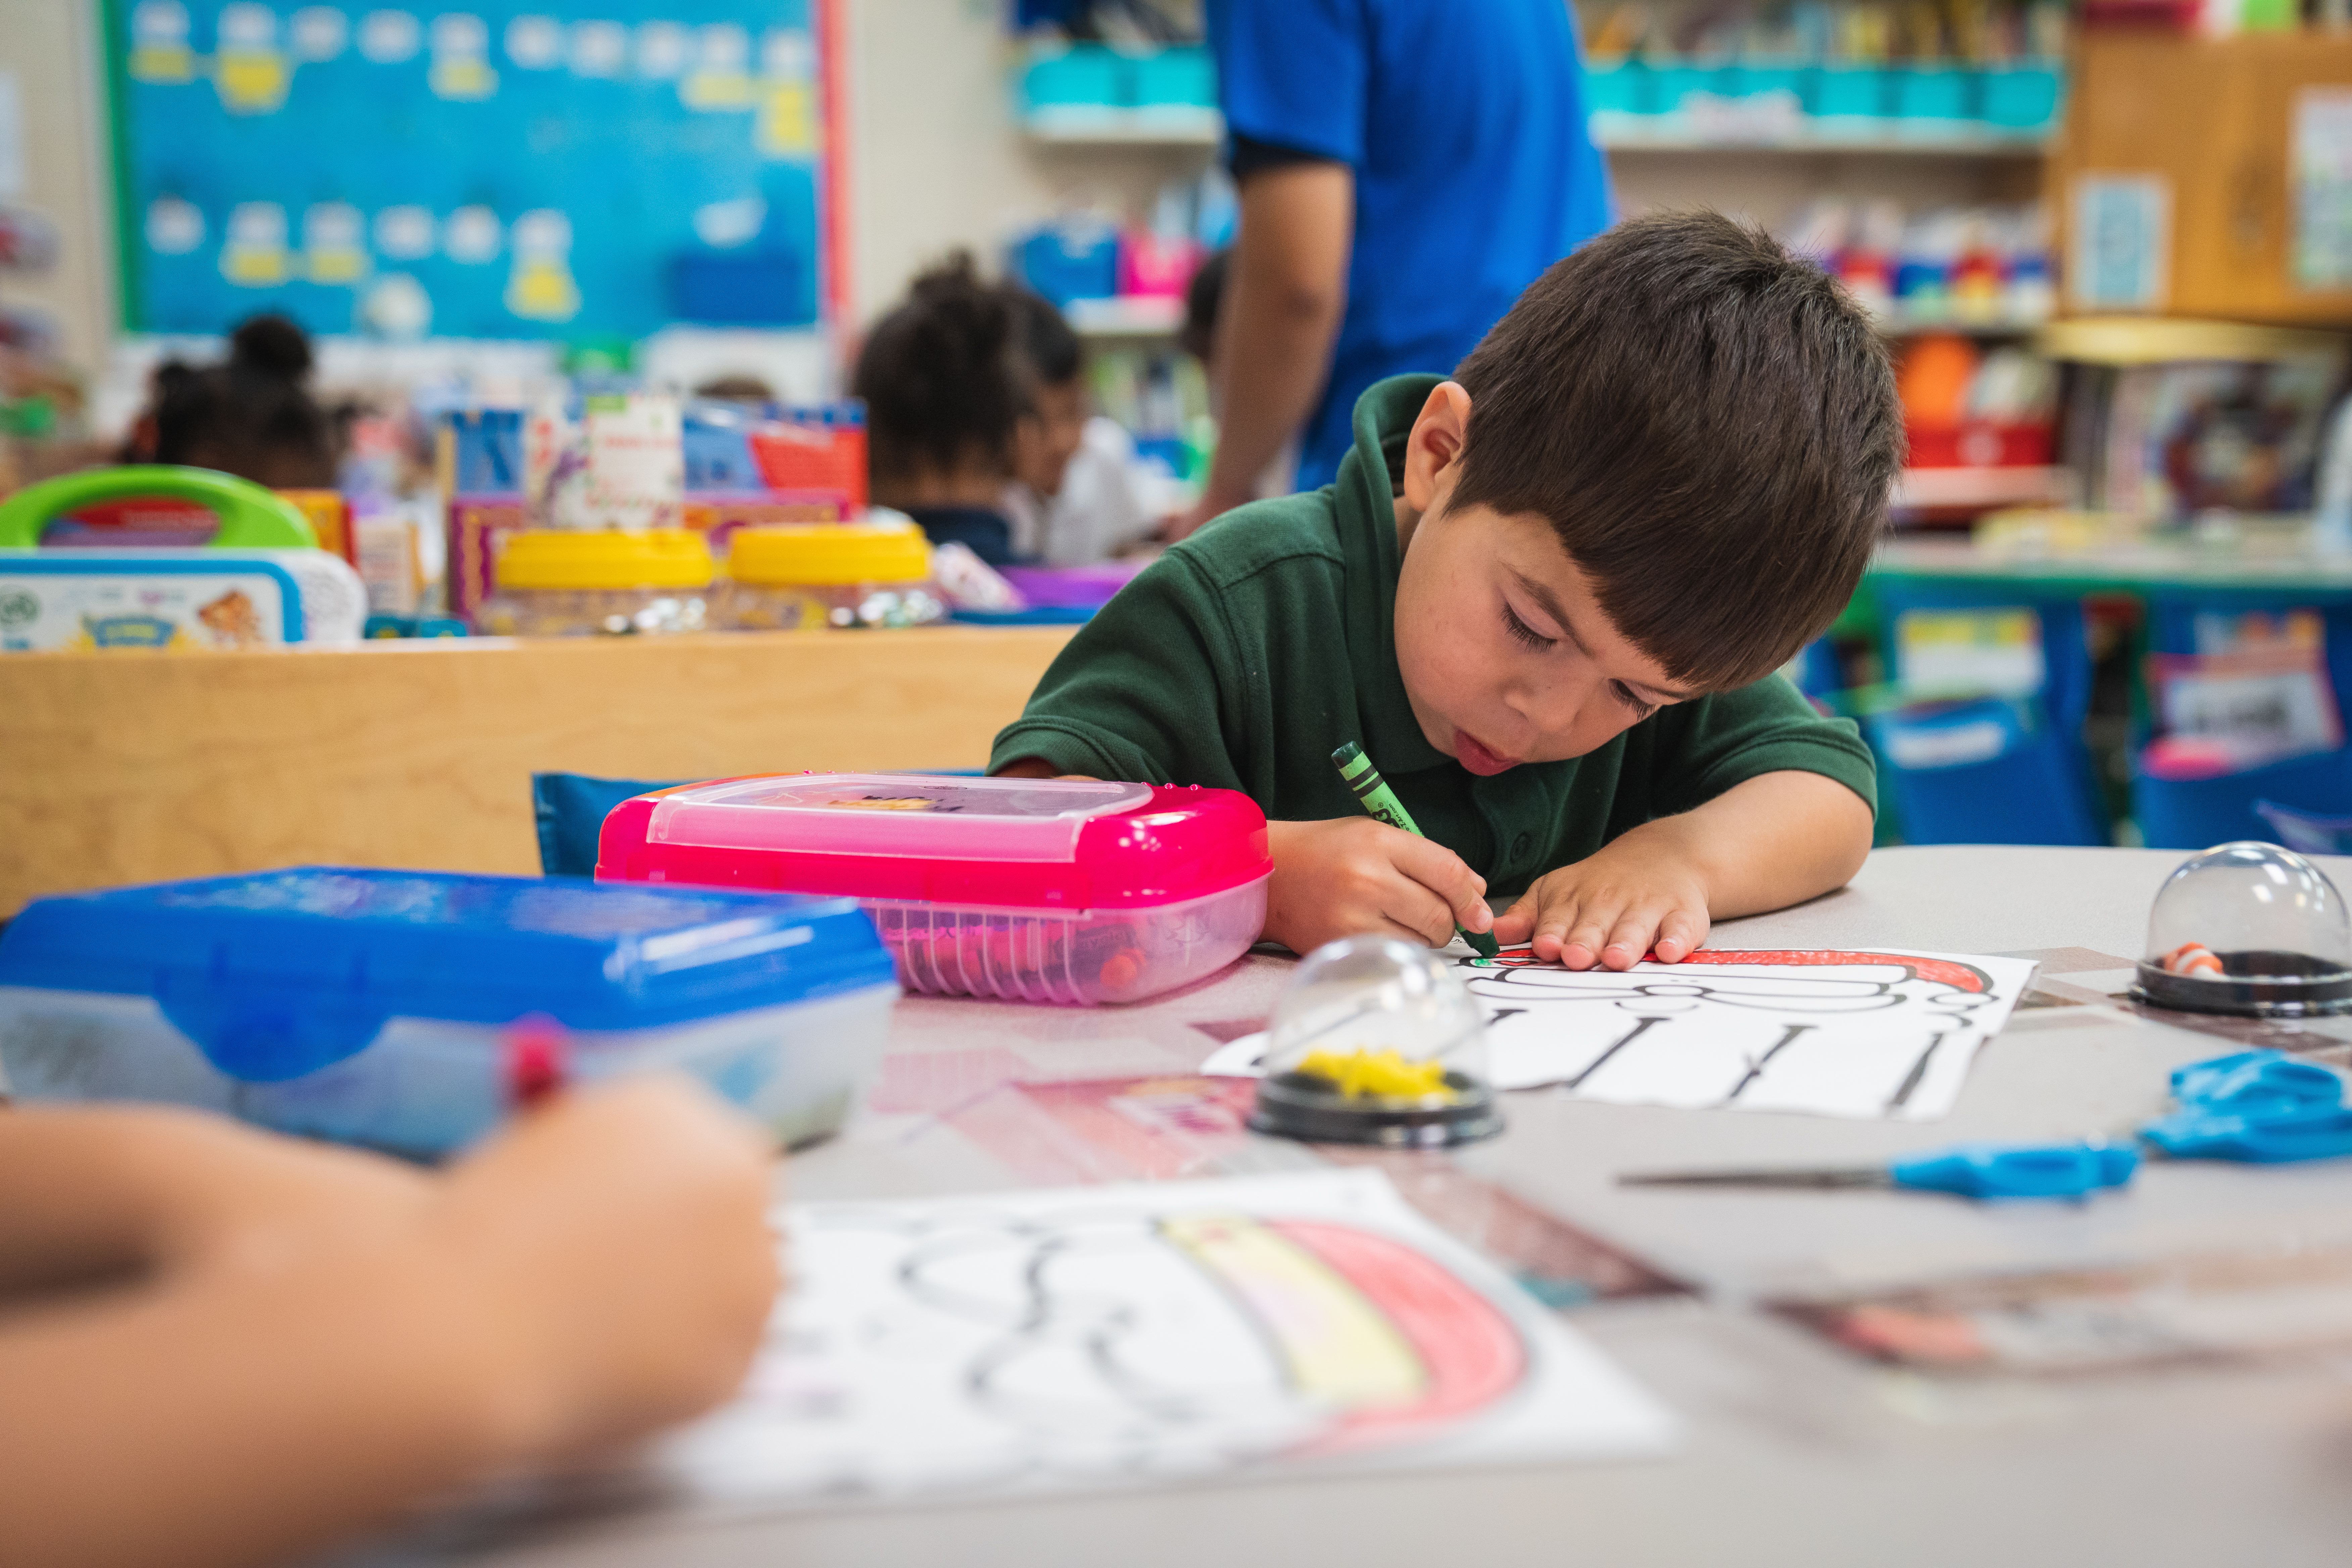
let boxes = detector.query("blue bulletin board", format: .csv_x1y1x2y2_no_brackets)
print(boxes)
103,1,834,341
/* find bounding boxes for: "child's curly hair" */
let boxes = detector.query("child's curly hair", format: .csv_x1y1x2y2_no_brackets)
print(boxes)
853,252,1064,485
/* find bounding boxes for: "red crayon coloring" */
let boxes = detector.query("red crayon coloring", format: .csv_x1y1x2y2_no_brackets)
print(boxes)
505,1014,568,1110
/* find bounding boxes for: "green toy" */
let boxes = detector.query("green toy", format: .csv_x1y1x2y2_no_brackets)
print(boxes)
0,466,319,550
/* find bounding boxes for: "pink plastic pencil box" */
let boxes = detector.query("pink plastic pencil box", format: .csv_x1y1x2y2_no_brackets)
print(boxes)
596,774,1272,1006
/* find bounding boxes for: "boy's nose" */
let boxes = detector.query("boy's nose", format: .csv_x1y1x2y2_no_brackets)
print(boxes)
1509,669,1602,743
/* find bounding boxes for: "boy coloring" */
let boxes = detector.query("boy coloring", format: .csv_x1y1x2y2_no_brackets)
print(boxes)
993,213,1901,967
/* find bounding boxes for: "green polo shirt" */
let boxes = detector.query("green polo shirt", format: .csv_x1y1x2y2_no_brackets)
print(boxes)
990,374,1875,896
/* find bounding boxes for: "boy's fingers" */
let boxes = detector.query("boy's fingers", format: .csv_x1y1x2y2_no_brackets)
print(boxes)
1558,891,1627,970
1382,876,1460,948
1490,890,1539,944
1389,833,1491,932
1653,908,1709,964
1601,910,1664,971
1531,893,1585,965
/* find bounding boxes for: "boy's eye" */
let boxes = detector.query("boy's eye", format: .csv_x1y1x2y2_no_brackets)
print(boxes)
1609,680,1659,719
1500,602,1554,651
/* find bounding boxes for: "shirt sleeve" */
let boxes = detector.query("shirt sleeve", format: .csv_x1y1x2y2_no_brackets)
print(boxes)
1647,675,1879,823
1205,0,1369,166
988,552,1245,788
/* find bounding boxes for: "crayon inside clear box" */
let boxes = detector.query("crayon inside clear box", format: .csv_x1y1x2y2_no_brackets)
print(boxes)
869,881,1268,1005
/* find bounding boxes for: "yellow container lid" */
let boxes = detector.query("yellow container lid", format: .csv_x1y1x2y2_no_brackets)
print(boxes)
495,528,715,590
728,523,934,586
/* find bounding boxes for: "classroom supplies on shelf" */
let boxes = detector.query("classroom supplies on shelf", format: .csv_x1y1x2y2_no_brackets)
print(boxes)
1249,936,1503,1148
0,867,900,1157
474,528,714,637
2130,842,2352,1016
2133,594,2352,845
0,467,366,649
1863,583,2108,845
597,774,1272,1006
720,523,944,630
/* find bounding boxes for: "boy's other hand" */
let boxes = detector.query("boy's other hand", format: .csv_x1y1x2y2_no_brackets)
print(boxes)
429,1077,779,1461
1265,818,1493,955
1491,833,1711,970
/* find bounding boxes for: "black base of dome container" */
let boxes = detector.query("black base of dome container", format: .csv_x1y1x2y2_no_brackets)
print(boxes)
1248,1069,1503,1147
2132,949,2352,1018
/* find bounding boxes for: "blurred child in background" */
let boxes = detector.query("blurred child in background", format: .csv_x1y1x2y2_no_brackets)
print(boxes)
0,1079,778,1568
124,314,341,490
1001,290,1157,566
852,254,1037,566
855,253,1158,568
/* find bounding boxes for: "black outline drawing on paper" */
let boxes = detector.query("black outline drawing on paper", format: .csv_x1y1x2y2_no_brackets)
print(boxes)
1456,948,2016,1114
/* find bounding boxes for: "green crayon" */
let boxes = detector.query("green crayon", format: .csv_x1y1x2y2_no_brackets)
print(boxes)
1330,740,1500,959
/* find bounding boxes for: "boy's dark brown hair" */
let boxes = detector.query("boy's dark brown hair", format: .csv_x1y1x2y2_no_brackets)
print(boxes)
1450,210,1903,690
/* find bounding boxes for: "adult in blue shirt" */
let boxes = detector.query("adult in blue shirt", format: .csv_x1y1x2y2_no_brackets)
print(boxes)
1174,0,1613,532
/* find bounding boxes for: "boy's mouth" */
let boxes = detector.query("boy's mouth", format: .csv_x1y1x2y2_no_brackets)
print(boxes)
1454,730,1518,776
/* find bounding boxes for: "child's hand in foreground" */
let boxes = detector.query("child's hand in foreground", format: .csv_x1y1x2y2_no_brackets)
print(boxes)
1490,826,1712,970
429,1077,781,1458
1265,818,1496,954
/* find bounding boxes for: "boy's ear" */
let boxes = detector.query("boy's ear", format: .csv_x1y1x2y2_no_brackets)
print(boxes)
1400,381,1474,513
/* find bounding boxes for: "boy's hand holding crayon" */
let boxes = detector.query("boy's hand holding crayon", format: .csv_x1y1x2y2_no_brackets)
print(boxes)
1265,817,1496,957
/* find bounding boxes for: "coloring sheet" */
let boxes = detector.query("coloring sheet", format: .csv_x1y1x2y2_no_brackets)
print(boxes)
640,1171,1676,1512
1203,946,2039,1122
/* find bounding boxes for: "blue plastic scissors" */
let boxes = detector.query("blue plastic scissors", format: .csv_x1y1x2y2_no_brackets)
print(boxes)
1619,1050,2352,1201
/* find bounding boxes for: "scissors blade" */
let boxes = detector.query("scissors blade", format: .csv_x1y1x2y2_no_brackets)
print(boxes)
1618,1168,1890,1190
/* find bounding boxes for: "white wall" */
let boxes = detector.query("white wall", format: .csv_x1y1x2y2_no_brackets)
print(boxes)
0,0,116,373
841,0,1207,328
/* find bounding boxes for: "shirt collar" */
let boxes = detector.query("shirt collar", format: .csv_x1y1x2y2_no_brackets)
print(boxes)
1332,374,1451,775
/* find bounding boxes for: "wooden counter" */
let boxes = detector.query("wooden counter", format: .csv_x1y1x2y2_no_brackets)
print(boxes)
0,627,1077,916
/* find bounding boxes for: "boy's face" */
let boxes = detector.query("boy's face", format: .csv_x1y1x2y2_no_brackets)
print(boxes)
1391,383,1693,773
1394,506,1692,771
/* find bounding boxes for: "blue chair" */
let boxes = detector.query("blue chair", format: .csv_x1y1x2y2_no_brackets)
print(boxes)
1867,582,2107,846
2132,590,2352,849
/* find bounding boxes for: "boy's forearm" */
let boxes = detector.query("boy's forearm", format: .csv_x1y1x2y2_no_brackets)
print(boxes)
0,1237,540,1568
1640,770,1873,921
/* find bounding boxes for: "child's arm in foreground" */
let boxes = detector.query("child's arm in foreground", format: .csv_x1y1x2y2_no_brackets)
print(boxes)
0,1082,778,1568
1492,770,1872,969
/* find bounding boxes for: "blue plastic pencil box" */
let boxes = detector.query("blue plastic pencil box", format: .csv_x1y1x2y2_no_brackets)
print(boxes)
0,867,900,1158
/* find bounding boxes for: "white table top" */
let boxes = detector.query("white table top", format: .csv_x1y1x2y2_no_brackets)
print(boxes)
448,847,2352,1568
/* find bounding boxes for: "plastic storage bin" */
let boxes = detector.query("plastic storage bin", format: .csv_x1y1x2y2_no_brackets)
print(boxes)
598,774,1273,1006
721,523,944,630
1978,62,2063,134
0,867,899,1156
1130,45,1216,108
475,528,714,636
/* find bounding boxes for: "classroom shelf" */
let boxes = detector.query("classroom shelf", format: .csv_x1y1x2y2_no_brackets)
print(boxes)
2037,315,2351,366
1595,124,2052,155
1875,308,2052,338
0,627,1080,918
1063,295,1185,338
1021,108,1223,147
1892,464,2069,510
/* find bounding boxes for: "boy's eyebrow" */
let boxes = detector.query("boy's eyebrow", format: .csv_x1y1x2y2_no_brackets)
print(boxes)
1510,570,1697,703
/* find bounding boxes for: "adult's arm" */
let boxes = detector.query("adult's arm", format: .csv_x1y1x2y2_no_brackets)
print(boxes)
1173,162,1353,534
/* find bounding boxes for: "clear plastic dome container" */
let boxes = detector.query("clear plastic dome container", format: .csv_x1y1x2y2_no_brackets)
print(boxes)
1249,935,1501,1146
2133,841,2352,1017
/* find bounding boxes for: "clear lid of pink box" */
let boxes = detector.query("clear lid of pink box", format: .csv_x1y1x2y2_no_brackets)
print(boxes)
644,775,1156,863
